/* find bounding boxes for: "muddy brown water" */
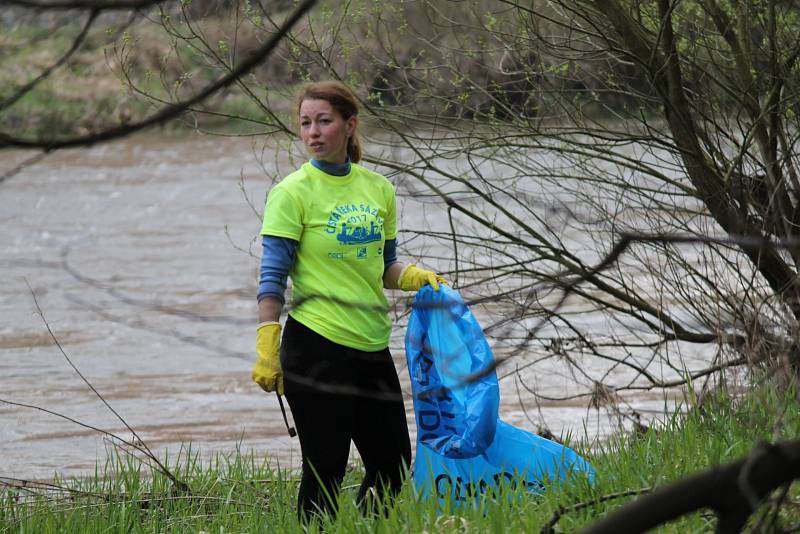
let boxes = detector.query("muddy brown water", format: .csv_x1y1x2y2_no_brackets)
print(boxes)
1,133,686,481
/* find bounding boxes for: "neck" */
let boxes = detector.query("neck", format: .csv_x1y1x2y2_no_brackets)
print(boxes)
311,158,351,177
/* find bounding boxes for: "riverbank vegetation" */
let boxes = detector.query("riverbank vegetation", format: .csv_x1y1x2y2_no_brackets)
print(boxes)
1,384,797,533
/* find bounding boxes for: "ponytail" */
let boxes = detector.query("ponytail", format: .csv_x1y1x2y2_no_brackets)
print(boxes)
346,133,362,163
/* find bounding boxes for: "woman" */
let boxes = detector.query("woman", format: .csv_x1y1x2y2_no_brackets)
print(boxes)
251,80,446,520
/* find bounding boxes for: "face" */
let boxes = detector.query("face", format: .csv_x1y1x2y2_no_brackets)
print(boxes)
299,99,357,164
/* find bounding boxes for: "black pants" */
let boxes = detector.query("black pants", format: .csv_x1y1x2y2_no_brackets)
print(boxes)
280,316,411,520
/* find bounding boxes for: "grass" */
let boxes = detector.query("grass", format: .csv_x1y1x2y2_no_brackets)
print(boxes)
2,385,798,533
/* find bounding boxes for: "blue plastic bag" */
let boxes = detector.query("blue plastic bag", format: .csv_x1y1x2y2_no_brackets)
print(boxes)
405,285,594,504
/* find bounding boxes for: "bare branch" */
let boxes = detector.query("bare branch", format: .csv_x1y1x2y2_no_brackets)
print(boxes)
581,440,800,534
0,0,318,151
0,10,99,112
4,0,165,9
541,487,652,534
24,279,189,491
0,151,48,184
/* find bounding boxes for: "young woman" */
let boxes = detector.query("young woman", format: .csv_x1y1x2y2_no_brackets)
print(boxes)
251,81,446,520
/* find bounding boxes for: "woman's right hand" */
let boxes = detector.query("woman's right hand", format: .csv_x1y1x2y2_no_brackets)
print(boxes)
252,321,284,395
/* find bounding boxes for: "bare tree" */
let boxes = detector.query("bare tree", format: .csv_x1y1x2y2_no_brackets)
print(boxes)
109,0,800,421
6,0,798,435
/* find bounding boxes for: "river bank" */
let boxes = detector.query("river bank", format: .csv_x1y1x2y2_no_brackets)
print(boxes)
2,385,797,532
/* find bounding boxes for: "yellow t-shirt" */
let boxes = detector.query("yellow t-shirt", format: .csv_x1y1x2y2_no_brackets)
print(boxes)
260,162,397,351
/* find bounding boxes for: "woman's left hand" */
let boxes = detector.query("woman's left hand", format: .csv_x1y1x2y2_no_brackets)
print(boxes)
397,264,448,292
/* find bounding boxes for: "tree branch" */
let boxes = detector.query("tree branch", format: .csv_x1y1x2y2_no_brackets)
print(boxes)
581,440,800,534
0,0,318,151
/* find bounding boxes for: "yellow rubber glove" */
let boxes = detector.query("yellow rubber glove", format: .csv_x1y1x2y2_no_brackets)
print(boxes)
252,321,284,395
397,264,448,292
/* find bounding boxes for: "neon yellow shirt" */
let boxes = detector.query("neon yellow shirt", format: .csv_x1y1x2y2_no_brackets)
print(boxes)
260,162,397,351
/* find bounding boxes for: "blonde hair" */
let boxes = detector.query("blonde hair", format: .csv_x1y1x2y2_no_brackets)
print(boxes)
296,81,362,163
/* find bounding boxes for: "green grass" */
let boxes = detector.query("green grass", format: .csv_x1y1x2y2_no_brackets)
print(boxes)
2,386,798,533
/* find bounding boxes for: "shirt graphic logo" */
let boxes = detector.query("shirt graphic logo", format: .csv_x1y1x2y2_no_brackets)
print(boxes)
357,247,368,259
337,221,382,245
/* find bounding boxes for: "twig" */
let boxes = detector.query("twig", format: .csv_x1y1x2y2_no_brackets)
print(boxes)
24,280,189,492
0,398,152,459
4,0,163,10
0,10,98,111
580,440,800,534
541,487,651,534
0,0,318,151
0,152,48,185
